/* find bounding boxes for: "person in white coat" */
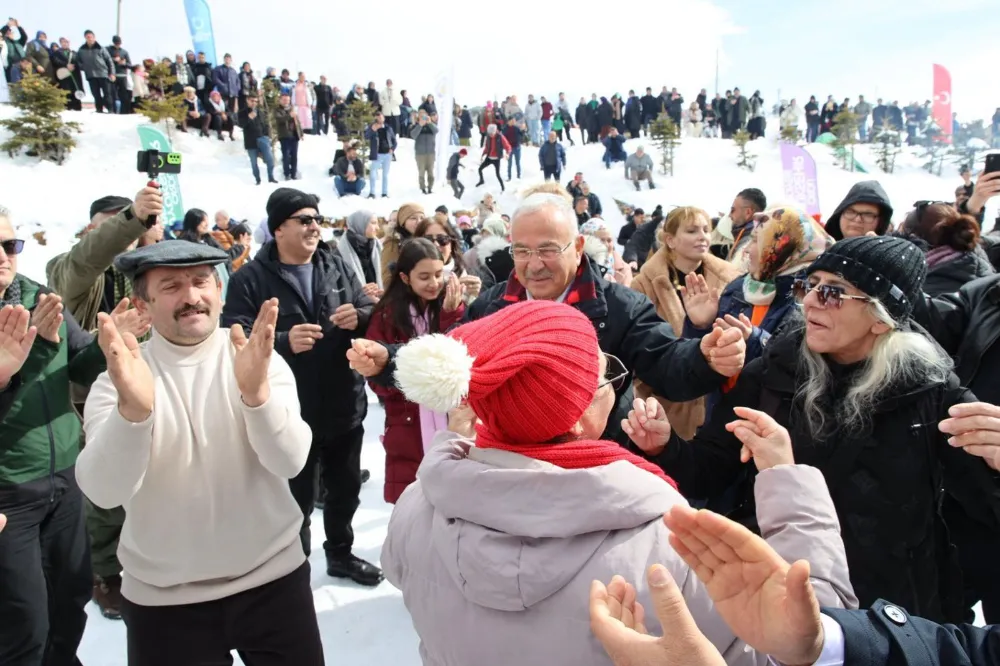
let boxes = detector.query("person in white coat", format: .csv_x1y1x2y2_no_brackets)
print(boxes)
380,78,403,134
381,299,856,666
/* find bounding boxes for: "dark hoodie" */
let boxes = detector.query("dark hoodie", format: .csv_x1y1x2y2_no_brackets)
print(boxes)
824,180,894,240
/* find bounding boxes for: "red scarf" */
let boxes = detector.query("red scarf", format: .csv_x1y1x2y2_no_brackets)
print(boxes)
477,431,678,490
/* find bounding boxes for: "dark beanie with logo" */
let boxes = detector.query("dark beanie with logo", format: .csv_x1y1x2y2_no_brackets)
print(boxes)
266,188,319,235
806,235,926,322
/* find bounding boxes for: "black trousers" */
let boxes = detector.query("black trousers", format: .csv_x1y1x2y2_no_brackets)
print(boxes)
477,158,504,190
121,561,324,666
0,474,91,666
289,425,364,557
542,165,561,181
278,138,299,179
316,108,330,135
116,76,132,114
88,77,112,113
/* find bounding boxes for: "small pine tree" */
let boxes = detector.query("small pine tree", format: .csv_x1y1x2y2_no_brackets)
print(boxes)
648,113,680,176
260,77,281,142
780,124,803,143
921,137,948,176
343,99,377,145
0,72,81,164
872,119,902,174
733,129,756,172
136,62,188,138
830,109,861,171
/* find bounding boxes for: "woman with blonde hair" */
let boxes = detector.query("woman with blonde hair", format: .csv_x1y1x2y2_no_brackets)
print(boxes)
631,207,741,438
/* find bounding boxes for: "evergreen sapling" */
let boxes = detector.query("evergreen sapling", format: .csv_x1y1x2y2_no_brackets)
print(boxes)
0,72,81,164
830,109,860,171
343,99,378,145
733,128,756,172
872,118,902,174
135,62,188,139
648,113,679,176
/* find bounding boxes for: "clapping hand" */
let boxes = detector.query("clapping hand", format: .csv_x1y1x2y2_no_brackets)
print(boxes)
442,274,463,312
713,313,753,341
97,312,154,423
109,298,151,341
330,303,359,330
0,304,38,387
362,282,383,301
940,402,1000,472
230,298,278,408
725,407,794,470
700,326,746,378
622,397,672,456
679,273,721,329
31,293,64,344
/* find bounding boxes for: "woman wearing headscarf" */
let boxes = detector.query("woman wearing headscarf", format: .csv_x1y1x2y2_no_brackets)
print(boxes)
630,207,742,438
337,209,384,301
896,201,994,296
381,299,855,666
641,235,1000,623
681,207,833,419
206,90,235,141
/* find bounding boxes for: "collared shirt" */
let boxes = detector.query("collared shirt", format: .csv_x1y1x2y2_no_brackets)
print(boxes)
526,282,573,304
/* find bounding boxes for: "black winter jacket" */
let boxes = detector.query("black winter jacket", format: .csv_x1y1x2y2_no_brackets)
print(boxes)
221,242,374,433
924,253,995,297
623,218,659,268
652,317,1000,622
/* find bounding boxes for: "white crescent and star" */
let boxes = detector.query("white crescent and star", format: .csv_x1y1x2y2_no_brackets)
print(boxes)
935,91,951,105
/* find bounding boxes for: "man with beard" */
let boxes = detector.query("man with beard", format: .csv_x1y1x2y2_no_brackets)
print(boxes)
222,188,382,586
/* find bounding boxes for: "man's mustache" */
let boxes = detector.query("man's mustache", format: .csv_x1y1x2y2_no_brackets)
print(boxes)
174,304,210,320
524,269,554,280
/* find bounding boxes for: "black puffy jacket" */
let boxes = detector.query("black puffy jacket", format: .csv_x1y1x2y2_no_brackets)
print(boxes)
652,316,1000,622
221,241,374,433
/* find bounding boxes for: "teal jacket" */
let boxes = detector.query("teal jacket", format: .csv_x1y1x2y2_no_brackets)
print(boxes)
0,274,106,492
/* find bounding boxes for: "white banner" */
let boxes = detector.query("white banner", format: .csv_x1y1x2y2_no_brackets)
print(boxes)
433,68,455,188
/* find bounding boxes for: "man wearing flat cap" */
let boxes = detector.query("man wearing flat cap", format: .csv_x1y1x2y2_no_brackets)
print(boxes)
78,241,323,665
45,184,163,619
223,187,382,586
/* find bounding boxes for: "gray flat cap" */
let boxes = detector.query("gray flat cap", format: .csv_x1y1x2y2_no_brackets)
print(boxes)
114,240,229,280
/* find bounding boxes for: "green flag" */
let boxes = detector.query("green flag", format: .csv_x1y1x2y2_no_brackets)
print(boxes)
136,125,186,224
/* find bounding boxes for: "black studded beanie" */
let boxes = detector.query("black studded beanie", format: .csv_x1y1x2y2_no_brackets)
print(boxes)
806,235,926,322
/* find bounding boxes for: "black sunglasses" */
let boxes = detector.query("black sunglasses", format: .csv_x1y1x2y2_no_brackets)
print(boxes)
427,234,453,247
1,239,25,256
289,214,326,226
792,279,872,308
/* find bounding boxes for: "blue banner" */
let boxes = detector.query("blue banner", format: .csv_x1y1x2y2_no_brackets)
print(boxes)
183,0,218,65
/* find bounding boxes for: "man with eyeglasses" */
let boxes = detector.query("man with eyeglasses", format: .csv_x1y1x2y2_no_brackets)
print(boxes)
222,188,383,587
350,192,747,447
824,180,894,240
0,205,147,665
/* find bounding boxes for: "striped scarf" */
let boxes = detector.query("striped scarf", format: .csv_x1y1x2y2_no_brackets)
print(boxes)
0,276,22,308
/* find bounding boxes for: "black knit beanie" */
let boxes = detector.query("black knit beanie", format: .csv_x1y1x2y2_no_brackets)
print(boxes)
806,235,926,322
266,188,320,235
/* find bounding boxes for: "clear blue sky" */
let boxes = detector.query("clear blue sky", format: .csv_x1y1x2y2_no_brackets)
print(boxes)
6,0,999,119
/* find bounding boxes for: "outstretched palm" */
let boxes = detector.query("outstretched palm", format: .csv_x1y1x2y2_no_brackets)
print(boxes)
231,298,278,407
664,506,824,666
0,305,37,384
97,312,155,421
679,274,720,329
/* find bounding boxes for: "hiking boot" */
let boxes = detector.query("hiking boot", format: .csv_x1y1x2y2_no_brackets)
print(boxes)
93,574,124,620
327,553,384,587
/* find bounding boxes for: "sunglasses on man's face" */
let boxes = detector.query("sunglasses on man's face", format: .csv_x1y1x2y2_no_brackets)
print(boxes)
289,214,326,226
1,239,25,256
792,279,872,308
427,234,452,247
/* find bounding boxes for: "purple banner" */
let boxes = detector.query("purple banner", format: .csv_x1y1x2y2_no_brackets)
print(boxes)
780,143,821,218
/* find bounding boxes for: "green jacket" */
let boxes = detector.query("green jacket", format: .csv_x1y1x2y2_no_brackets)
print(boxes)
46,207,148,332
0,275,107,489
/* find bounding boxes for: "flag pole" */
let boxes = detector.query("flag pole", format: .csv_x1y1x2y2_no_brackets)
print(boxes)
116,0,123,35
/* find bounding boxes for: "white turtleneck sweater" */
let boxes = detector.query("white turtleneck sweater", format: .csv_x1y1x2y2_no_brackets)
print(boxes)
78,327,312,607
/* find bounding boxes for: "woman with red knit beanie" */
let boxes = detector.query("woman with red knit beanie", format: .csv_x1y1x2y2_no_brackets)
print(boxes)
381,299,857,666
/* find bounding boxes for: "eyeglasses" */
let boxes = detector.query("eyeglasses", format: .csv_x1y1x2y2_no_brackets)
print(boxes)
597,353,629,391
288,214,327,227
510,240,574,262
840,209,879,224
427,234,453,247
1,239,24,256
792,279,873,308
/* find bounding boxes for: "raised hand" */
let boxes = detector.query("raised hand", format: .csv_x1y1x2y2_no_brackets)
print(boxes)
109,298,151,341
442,274,463,312
664,505,825,666
97,312,154,423
700,326,746,378
622,397,672,456
725,406,794,470
231,298,278,408
330,303,359,330
940,401,1000,472
679,273,720,329
0,304,37,387
590,566,726,666
31,293,64,344
346,338,389,377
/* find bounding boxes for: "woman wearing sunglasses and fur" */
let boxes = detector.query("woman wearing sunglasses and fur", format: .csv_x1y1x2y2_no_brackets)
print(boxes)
628,235,1000,625
415,214,482,304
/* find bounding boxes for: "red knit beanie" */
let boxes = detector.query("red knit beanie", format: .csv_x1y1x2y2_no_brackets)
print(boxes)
394,300,600,444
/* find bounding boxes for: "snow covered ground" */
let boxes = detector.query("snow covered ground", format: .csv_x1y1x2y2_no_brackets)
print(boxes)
0,107,988,664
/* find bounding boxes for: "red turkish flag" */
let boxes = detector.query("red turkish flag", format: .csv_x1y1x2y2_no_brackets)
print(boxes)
933,64,952,144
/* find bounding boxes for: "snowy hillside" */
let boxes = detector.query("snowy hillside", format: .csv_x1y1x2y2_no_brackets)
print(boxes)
0,107,989,665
